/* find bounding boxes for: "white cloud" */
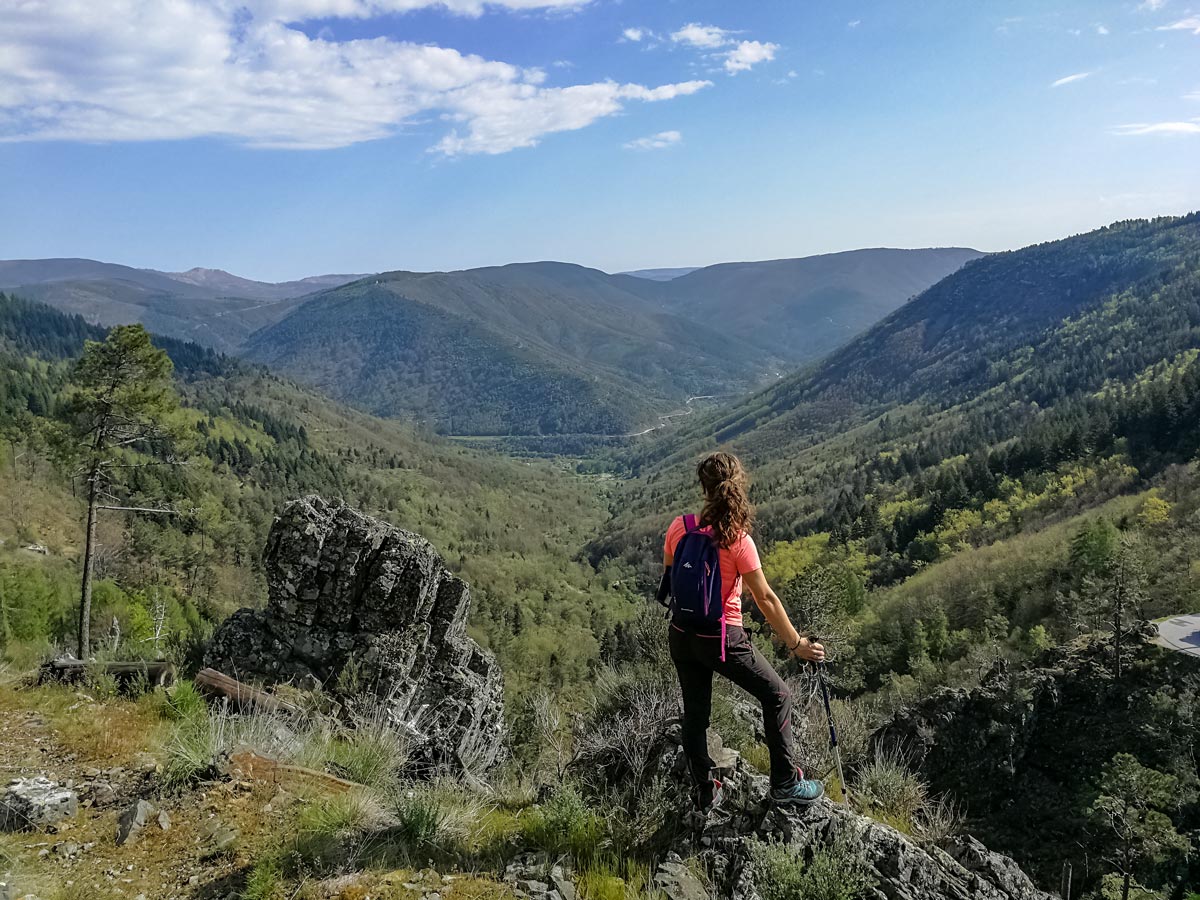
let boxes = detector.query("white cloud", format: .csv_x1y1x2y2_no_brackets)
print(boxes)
1051,72,1092,87
255,0,589,19
723,40,778,74
665,22,779,76
848,19,862,28
1112,120,1200,135
623,129,681,151
671,23,732,48
1095,24,1110,35
1158,17,1200,34
1138,0,1166,10
0,0,708,155
435,81,709,155
622,27,646,41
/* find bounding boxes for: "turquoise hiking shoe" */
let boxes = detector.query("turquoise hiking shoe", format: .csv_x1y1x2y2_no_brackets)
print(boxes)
770,771,825,806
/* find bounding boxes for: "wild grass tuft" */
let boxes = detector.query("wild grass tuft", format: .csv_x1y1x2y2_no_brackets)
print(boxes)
159,704,298,788
158,679,208,723
297,789,389,839
852,746,928,834
290,700,412,792
576,858,662,900
393,789,449,850
241,854,286,900
913,794,964,845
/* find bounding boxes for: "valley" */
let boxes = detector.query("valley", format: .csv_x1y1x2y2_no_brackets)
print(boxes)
2,214,1199,899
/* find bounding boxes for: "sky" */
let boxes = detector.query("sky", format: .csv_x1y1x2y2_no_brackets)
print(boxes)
1,0,1198,281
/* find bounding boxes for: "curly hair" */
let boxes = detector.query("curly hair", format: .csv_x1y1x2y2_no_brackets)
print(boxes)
697,451,754,548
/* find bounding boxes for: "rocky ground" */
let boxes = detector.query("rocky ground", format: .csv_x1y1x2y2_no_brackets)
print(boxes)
0,684,281,899
0,682,527,900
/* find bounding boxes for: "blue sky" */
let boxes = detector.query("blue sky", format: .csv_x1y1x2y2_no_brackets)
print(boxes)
1,0,1198,281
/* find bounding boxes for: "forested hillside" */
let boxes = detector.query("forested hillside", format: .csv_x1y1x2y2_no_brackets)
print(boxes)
0,293,641,703
593,213,1200,686
242,262,780,436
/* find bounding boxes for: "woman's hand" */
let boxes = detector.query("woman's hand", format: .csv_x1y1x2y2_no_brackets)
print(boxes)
793,637,826,663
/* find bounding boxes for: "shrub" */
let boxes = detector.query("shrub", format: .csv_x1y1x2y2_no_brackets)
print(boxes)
574,672,676,801
521,786,606,867
749,833,875,900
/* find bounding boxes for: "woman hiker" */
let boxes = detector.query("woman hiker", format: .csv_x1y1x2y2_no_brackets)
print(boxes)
661,451,826,810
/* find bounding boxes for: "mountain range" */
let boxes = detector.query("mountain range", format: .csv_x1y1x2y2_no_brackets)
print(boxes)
0,258,368,354
1,247,981,435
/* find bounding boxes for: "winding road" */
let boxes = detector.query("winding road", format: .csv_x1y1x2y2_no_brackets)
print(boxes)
1154,614,1200,659
624,395,716,437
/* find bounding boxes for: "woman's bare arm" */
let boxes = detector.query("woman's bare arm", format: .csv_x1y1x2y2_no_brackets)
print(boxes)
744,568,826,662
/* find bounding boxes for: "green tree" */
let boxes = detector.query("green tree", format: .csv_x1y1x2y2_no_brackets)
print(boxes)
1088,754,1190,900
781,563,859,651
63,325,182,659
1070,517,1120,580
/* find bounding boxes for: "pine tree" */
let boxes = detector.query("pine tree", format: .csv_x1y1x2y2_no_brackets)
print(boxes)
62,325,183,659
1088,754,1190,900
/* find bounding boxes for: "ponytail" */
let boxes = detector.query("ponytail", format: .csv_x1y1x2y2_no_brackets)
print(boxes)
697,452,754,548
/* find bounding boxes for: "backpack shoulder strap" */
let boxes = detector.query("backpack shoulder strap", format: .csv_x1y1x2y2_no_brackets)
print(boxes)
683,513,698,532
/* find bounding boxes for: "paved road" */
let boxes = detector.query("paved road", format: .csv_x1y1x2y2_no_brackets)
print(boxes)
1154,614,1200,659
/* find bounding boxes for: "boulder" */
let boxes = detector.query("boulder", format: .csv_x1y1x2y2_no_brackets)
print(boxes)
0,778,77,831
115,799,155,846
205,496,505,773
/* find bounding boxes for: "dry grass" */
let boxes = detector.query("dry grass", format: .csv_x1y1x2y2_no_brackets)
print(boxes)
0,682,163,767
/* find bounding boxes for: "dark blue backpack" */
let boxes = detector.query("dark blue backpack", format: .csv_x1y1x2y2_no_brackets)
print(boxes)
667,514,725,640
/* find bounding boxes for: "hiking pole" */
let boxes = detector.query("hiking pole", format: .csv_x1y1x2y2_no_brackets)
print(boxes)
816,661,850,806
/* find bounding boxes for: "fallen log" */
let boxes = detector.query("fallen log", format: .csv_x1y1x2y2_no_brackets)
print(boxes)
39,658,176,688
194,668,301,716
228,749,360,794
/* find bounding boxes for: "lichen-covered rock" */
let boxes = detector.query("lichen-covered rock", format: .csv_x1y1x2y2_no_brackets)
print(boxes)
205,496,505,773
0,778,77,831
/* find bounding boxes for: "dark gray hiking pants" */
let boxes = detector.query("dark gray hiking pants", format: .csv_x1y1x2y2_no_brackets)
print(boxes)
668,623,799,790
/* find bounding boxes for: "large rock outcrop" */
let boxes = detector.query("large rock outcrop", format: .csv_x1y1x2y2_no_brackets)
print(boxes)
205,496,505,773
